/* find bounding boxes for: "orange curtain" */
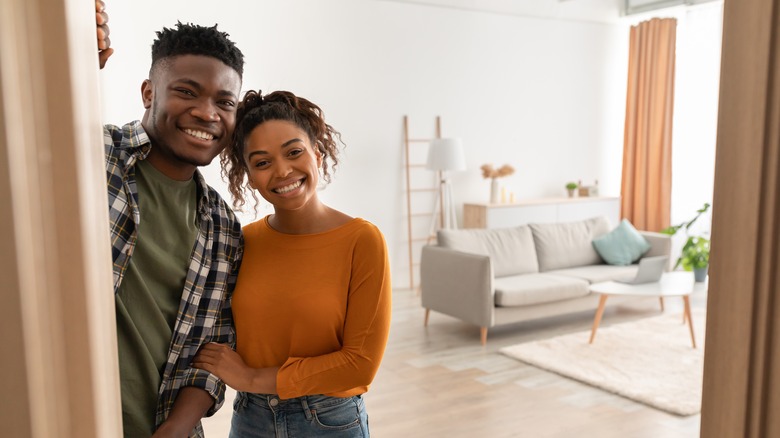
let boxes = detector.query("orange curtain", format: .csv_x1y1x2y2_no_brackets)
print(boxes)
621,18,676,232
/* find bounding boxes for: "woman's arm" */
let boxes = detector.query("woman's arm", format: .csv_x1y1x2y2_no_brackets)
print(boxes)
192,343,278,393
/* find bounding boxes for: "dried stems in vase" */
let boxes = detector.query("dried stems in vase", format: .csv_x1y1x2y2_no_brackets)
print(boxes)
481,164,515,179
481,164,515,203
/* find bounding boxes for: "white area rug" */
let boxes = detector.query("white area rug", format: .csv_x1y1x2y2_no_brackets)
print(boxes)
500,310,705,416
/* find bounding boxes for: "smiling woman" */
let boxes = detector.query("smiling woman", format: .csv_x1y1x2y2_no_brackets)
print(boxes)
222,90,342,214
193,90,392,438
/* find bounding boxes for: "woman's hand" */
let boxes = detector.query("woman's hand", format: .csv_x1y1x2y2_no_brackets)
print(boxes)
193,343,255,392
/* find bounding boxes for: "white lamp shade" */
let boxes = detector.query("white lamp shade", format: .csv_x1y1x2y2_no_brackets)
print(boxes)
426,138,466,172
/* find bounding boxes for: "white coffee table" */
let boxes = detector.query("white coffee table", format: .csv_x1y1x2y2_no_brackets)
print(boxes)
588,271,703,348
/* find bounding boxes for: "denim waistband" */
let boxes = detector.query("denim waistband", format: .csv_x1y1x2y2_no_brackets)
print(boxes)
236,392,362,415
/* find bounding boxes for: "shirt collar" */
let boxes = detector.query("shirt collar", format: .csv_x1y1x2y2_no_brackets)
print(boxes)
123,120,152,160
193,169,214,217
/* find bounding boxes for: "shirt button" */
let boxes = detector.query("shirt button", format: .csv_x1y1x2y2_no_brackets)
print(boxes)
269,398,279,407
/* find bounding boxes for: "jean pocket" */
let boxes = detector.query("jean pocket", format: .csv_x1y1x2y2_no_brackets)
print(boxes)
311,397,361,431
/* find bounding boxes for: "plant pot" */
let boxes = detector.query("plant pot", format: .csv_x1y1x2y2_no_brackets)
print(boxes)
693,265,708,282
566,189,576,198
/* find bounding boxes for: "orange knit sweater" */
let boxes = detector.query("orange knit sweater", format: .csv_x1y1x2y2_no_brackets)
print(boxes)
232,216,392,399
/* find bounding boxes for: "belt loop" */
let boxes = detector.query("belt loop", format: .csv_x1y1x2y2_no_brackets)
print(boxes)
235,391,248,412
301,396,313,420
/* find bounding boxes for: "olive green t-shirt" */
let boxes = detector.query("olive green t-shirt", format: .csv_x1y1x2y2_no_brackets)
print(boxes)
115,159,198,437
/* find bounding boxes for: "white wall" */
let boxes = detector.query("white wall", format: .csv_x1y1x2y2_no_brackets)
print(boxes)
99,0,720,289
669,3,721,249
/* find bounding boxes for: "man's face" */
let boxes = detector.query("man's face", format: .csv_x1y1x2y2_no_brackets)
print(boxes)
141,54,241,180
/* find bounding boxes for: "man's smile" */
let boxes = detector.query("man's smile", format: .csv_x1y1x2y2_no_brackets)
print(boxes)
183,128,217,141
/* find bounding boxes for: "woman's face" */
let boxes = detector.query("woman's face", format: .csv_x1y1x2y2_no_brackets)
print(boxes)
243,119,322,212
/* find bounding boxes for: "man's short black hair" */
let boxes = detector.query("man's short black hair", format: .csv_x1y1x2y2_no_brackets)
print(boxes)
151,22,244,78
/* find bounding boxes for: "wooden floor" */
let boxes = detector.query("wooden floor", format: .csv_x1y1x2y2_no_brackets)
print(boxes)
203,287,707,437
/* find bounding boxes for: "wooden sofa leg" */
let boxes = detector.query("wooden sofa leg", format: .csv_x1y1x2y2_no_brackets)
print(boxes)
480,327,488,345
424,308,430,327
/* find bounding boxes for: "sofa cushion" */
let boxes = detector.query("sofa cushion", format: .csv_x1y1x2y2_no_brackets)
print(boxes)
545,264,639,284
494,274,590,307
437,226,539,277
529,216,612,272
591,219,651,265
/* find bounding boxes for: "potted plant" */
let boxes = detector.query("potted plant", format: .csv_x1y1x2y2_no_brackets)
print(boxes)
565,182,578,198
661,202,711,282
679,236,710,281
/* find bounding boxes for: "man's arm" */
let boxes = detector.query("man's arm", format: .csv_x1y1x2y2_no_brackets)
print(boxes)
151,387,214,438
155,219,243,436
96,0,113,68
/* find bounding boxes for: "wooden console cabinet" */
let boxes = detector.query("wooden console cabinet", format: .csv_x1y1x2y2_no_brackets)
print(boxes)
462,197,620,229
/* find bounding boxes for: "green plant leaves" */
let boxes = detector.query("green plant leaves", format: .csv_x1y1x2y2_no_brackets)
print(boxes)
661,202,711,236
664,202,711,269
679,236,710,270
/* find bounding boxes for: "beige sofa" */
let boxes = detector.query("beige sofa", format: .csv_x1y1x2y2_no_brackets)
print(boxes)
420,216,671,344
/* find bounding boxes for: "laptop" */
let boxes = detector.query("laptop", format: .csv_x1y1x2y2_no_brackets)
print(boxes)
615,255,669,285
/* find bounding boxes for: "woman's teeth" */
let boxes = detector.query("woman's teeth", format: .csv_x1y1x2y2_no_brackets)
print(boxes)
274,180,303,194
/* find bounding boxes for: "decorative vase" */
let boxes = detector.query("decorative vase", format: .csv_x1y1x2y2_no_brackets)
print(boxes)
490,178,499,204
693,265,708,282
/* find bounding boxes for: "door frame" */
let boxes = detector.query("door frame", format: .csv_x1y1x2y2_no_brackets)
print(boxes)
700,0,780,436
0,0,121,436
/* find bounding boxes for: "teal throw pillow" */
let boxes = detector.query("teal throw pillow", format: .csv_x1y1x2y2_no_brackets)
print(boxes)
592,219,651,266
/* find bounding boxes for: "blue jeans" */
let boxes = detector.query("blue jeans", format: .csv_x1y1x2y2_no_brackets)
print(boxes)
229,392,370,437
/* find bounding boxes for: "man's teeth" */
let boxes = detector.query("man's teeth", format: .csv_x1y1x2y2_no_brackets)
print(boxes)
274,180,303,194
184,129,215,140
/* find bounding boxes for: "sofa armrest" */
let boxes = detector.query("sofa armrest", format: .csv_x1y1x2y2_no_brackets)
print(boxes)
420,245,495,328
639,231,673,268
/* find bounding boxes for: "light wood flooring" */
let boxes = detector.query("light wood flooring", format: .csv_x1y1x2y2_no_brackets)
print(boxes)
203,287,707,437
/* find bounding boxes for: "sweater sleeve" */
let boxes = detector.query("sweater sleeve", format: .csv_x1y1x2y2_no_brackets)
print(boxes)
275,225,392,399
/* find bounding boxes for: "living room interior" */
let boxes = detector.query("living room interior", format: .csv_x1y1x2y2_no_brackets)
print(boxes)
100,0,721,292
10,0,780,436
104,0,721,435
96,0,725,435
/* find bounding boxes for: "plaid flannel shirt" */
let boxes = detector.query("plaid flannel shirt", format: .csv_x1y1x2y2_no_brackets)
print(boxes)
105,121,242,437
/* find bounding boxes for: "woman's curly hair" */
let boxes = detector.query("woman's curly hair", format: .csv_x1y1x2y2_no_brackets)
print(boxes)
221,90,343,212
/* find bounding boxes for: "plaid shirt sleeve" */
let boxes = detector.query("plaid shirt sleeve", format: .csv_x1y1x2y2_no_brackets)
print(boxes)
155,178,244,435
180,228,243,418
104,121,150,293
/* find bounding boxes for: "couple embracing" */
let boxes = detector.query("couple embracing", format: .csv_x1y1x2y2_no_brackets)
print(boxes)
98,5,390,437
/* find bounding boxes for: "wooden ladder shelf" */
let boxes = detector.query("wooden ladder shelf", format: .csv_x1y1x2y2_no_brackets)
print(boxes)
403,115,443,290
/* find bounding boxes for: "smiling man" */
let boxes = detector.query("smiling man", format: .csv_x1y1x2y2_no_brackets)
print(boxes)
99,14,244,438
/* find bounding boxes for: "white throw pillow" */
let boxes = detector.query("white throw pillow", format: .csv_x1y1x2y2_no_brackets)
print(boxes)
437,226,539,277
530,216,611,272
